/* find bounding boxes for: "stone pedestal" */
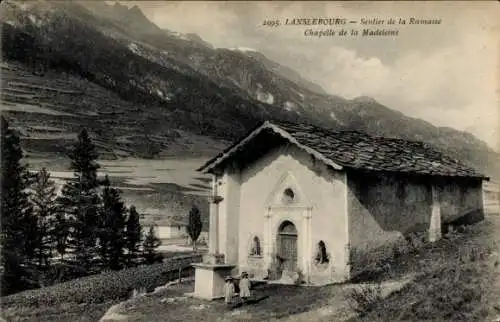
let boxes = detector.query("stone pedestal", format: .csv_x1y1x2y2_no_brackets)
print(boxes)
203,253,225,265
191,263,236,300
189,177,234,300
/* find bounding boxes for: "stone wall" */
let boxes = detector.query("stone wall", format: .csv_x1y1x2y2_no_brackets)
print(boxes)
347,171,432,275
439,177,484,225
347,171,484,278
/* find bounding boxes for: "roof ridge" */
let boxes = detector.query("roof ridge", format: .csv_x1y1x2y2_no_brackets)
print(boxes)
199,119,488,180
270,120,430,145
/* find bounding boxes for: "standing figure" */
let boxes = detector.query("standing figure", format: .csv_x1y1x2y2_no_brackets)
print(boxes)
224,276,235,305
239,272,251,303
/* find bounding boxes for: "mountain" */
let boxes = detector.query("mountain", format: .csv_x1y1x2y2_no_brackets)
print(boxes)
1,0,498,178
238,49,328,95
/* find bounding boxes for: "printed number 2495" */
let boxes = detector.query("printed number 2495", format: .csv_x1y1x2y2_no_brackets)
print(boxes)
263,19,280,27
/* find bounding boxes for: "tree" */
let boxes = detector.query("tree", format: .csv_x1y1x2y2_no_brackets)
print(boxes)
0,116,35,295
98,176,127,270
187,205,202,251
30,168,58,268
125,205,142,267
22,212,39,268
53,211,69,261
57,128,101,274
142,226,161,265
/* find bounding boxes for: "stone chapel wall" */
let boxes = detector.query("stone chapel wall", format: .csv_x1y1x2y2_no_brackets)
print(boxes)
438,177,484,226
346,171,485,278
347,171,432,277
236,143,349,282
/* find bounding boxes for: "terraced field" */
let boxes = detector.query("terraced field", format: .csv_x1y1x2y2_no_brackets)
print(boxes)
1,60,227,159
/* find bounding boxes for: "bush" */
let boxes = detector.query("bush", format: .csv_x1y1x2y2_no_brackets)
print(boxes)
1,254,202,308
294,268,305,285
346,283,383,316
405,232,426,252
267,254,285,280
458,244,488,263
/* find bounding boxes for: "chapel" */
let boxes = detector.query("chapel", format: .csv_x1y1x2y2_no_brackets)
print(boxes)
197,121,488,285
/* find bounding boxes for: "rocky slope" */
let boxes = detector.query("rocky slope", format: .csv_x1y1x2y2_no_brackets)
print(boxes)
1,0,498,177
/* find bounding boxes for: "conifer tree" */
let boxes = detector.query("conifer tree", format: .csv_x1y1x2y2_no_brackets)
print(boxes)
57,128,101,274
30,168,58,268
97,176,111,267
142,226,161,265
53,211,69,261
125,205,142,267
98,176,127,270
0,116,35,295
23,211,39,268
187,205,202,251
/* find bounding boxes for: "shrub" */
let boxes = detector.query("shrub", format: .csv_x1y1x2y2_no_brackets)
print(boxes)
267,254,284,280
346,283,383,316
443,225,460,240
294,268,305,285
1,254,202,308
458,244,489,263
405,232,426,253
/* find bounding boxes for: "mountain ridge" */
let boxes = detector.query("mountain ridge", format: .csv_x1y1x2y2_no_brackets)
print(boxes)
1,0,498,178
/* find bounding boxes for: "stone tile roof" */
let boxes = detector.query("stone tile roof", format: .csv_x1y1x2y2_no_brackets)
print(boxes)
199,120,488,179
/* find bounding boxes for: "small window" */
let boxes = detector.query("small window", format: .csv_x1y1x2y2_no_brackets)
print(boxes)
282,188,295,204
315,241,329,264
250,236,261,256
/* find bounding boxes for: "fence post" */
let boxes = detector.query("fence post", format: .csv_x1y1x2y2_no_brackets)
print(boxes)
178,266,182,284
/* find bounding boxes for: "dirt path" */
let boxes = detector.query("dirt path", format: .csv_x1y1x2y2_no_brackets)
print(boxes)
277,276,415,322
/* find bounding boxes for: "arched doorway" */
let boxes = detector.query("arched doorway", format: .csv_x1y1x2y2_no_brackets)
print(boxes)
277,221,298,272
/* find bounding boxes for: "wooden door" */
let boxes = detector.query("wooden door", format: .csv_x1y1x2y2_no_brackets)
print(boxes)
277,221,298,272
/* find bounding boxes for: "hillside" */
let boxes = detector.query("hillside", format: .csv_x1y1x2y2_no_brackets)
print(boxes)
1,0,498,178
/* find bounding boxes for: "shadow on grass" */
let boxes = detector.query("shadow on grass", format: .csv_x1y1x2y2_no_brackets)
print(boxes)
229,295,270,309
231,283,335,319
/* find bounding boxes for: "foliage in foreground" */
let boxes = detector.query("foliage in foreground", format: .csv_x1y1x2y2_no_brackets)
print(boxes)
347,283,383,317
1,254,202,309
1,116,36,294
0,119,162,296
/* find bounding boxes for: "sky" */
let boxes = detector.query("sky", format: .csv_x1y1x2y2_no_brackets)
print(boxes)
116,1,499,150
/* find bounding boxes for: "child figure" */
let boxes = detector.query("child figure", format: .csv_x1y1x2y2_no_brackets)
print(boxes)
239,272,251,303
224,276,235,305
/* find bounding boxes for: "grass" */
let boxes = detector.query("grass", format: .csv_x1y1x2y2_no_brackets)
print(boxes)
112,281,344,322
349,217,497,321
2,300,113,322
1,253,202,322
346,283,383,317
